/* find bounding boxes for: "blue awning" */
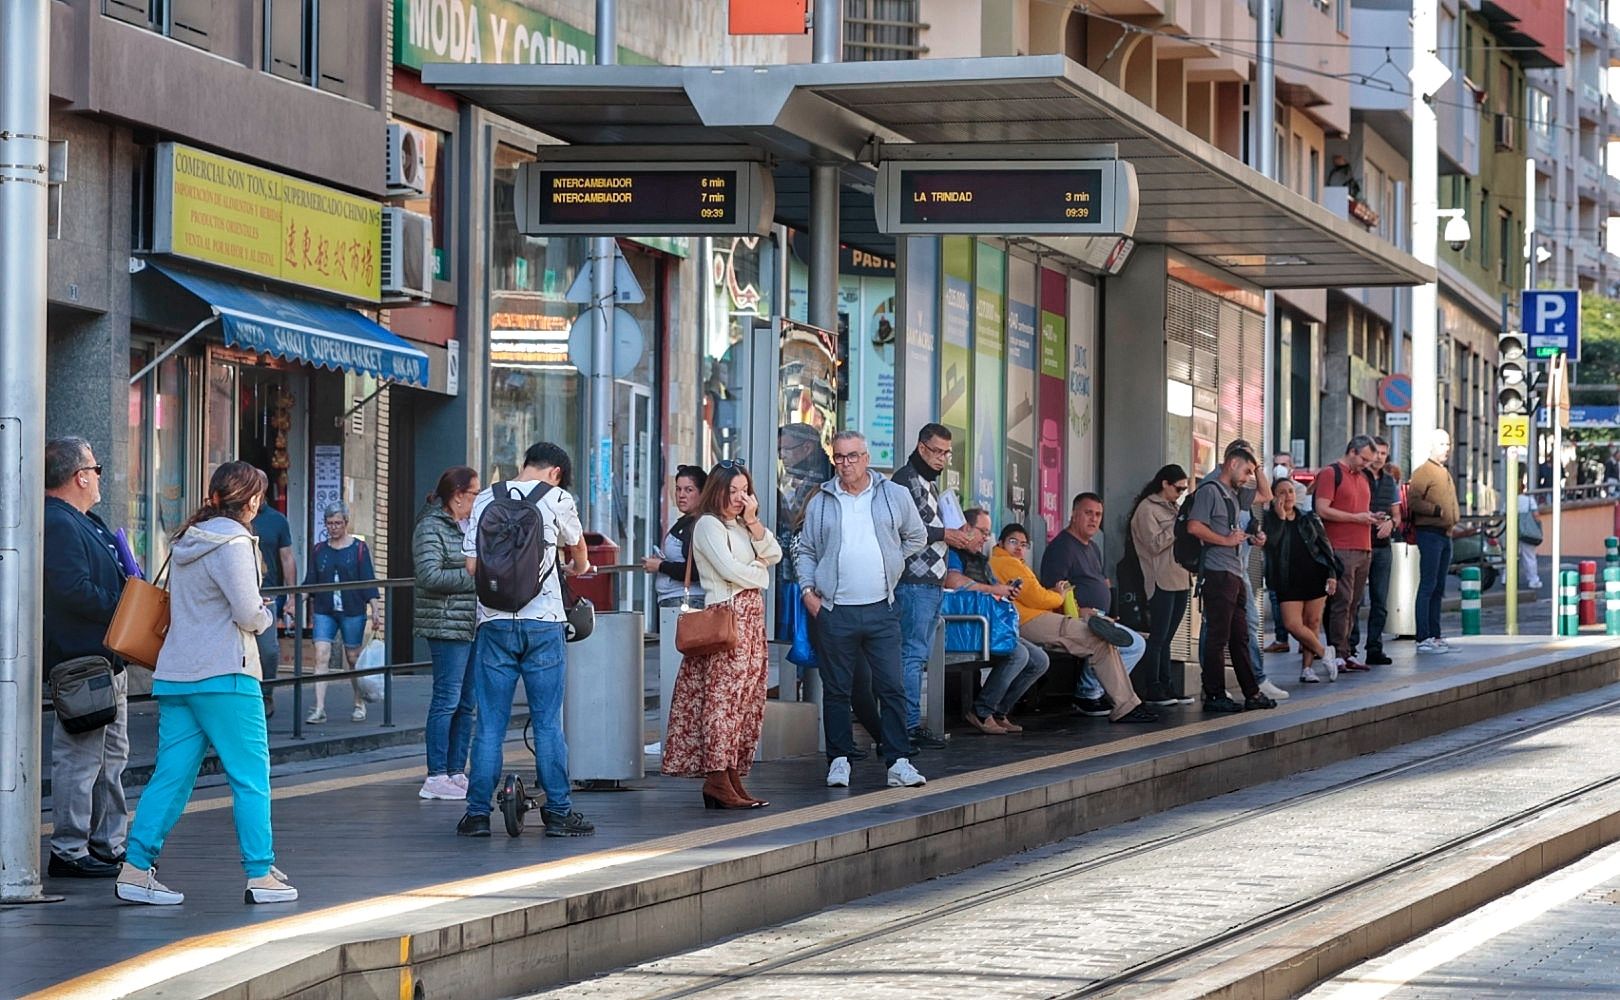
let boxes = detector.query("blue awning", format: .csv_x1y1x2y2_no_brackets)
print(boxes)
150,265,430,387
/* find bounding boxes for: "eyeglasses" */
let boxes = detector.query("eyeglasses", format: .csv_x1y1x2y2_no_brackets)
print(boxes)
717,459,747,471
77,464,103,477
1173,483,1189,493
832,451,867,464
1003,537,1029,549
919,441,953,459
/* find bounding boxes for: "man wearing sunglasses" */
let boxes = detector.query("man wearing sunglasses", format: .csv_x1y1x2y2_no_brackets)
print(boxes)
41,436,132,879
795,431,930,789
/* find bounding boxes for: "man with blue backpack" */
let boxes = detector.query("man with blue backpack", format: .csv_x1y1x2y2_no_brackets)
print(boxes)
455,442,595,840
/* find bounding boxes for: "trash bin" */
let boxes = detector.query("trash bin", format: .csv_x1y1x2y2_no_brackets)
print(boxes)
571,532,619,612
1386,541,1419,639
564,611,645,781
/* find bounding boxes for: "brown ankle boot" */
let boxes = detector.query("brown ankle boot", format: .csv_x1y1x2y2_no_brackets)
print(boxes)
701,771,754,810
727,767,767,808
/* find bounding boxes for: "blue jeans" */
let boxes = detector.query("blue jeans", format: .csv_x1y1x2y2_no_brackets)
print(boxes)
974,637,1050,719
1415,528,1452,642
256,597,285,684
894,582,944,731
465,619,571,819
425,638,476,777
313,612,366,647
1355,545,1393,654
127,690,274,878
1142,587,1190,700
1269,590,1287,644
815,600,913,766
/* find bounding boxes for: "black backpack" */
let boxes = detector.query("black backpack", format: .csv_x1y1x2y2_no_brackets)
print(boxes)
1172,481,1236,574
474,482,556,612
1115,504,1152,631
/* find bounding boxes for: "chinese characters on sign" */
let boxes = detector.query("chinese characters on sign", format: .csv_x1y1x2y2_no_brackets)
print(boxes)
155,143,383,302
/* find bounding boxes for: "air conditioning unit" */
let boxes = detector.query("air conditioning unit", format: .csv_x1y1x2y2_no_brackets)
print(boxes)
1494,111,1516,151
381,207,432,300
385,123,427,196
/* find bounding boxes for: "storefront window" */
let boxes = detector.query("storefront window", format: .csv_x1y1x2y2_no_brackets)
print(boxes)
701,235,775,465
488,142,586,477
128,345,197,573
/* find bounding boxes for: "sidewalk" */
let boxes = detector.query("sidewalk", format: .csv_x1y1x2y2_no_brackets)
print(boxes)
11,632,1615,1000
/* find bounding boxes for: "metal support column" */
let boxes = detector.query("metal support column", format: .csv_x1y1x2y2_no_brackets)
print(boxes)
0,0,54,904
1256,0,1277,463
588,0,618,535
1408,3,1442,475
809,0,840,332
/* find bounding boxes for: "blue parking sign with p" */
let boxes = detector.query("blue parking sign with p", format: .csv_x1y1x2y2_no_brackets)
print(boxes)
1521,289,1581,361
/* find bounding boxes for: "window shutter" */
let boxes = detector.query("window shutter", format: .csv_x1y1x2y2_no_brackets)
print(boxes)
103,0,154,29
268,0,309,83
317,6,351,97
169,0,211,50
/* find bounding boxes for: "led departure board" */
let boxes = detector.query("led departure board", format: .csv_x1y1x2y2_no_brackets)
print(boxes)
874,159,1139,237
514,160,774,236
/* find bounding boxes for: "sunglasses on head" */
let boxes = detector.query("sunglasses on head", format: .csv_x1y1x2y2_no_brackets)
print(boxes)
717,459,747,471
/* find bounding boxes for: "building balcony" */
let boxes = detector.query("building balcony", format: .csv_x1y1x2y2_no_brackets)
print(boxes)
1607,170,1620,204
1580,156,1603,199
1581,0,1607,43
1579,82,1604,122
1578,239,1602,276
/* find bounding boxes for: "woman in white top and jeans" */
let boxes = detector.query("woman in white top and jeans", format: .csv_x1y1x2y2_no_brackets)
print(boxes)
644,465,708,609
661,462,782,810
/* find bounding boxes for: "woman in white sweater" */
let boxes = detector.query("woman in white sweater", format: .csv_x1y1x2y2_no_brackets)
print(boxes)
115,462,294,907
661,462,782,809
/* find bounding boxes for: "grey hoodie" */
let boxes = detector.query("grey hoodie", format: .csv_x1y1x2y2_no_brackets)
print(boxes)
154,516,274,684
793,471,927,608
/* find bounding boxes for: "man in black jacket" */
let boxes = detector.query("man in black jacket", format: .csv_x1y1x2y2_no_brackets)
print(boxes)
42,436,130,878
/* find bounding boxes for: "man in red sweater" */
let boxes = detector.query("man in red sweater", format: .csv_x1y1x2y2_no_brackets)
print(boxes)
1314,435,1390,672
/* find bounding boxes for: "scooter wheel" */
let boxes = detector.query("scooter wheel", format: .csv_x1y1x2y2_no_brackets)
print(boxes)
499,773,527,837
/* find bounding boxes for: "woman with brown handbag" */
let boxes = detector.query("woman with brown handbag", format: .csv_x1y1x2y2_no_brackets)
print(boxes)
661,461,782,809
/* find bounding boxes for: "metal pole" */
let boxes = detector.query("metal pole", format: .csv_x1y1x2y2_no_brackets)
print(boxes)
1256,0,1277,463
809,0,840,332
1408,2,1440,476
1525,156,1540,498
1552,354,1564,637
588,0,618,535
0,0,53,904
1506,449,1519,635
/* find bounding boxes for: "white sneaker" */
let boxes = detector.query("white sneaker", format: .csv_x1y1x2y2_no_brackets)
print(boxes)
115,863,183,906
245,866,298,904
1258,680,1290,701
419,775,466,801
1416,638,1443,654
450,773,469,789
351,703,367,722
1299,667,1322,684
1321,646,1339,681
826,756,851,787
886,757,926,788
1435,637,1458,652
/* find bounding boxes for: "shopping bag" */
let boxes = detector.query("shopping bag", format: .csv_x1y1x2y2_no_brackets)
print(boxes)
354,638,386,703
942,590,1019,657
780,581,820,670
1061,589,1080,619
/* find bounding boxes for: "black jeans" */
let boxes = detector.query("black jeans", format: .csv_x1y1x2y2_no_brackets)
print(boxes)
1141,587,1189,700
813,600,913,766
1354,544,1393,654
1198,571,1260,699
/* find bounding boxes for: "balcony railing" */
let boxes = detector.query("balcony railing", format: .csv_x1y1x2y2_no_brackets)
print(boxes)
1578,240,1601,273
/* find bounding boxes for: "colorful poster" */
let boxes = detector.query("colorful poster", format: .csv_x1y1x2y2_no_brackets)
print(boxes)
940,237,974,495
1005,257,1037,526
1067,278,1098,505
902,238,938,452
971,243,1005,514
1037,268,1067,540
838,275,897,468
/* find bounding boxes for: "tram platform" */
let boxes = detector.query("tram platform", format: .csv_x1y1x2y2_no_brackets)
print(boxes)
9,632,1619,1000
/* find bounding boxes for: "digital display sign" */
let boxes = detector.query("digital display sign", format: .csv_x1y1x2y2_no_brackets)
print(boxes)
515,160,774,236
875,159,1138,237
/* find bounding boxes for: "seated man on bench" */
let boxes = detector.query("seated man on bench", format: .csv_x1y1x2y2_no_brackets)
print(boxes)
990,524,1158,725
944,507,1049,734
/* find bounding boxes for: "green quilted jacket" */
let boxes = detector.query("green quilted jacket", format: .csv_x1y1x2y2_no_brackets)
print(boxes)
412,500,476,642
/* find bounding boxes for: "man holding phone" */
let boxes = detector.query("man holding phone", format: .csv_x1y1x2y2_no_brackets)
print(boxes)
1314,435,1382,673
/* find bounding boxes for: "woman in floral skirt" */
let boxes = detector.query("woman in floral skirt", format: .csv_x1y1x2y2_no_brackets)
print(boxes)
661,461,782,809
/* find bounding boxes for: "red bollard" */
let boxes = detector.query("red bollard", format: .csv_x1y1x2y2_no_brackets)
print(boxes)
1580,559,1599,627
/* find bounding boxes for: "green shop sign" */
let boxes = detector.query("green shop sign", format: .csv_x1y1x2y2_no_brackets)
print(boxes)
394,0,655,70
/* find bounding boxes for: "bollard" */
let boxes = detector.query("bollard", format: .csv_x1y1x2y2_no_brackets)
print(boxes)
1560,568,1581,636
1606,567,1620,637
1460,567,1482,636
1579,559,1599,628
1608,536,1619,567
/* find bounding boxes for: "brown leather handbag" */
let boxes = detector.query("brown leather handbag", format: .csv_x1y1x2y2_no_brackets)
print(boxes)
103,557,171,670
673,524,738,657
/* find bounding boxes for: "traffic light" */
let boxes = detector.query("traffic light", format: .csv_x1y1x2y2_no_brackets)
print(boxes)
1497,331,1529,415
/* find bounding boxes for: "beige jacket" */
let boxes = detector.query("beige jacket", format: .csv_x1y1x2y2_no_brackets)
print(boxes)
1131,495,1192,598
690,514,782,605
1407,460,1460,531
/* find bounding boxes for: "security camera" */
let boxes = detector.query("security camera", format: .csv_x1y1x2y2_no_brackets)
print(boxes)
1442,214,1472,252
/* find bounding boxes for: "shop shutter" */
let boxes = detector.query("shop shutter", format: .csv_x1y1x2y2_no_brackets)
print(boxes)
169,0,211,49
317,6,352,98
1166,279,1196,384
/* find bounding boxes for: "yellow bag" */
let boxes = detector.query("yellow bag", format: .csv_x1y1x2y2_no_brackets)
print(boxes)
1061,590,1080,619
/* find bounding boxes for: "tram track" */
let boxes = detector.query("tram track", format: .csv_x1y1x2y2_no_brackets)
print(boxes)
598,694,1620,1000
